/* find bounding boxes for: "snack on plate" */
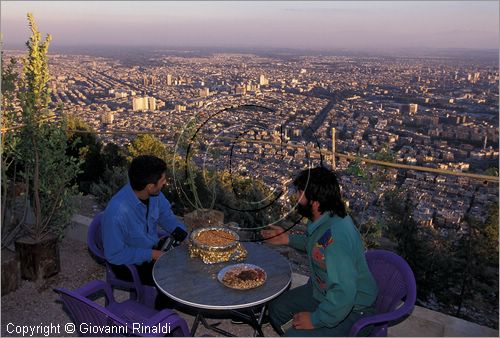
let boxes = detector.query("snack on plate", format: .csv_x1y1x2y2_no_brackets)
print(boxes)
195,229,237,247
189,227,247,264
219,264,266,290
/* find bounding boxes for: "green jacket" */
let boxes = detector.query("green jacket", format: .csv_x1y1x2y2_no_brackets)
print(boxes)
289,213,378,328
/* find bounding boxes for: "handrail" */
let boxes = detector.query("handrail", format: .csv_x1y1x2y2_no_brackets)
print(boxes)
72,129,499,183
3,126,498,182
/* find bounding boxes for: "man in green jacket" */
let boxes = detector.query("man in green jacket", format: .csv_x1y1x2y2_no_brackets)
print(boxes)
262,166,378,336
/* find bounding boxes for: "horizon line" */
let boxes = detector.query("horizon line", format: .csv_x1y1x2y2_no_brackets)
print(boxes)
3,43,499,53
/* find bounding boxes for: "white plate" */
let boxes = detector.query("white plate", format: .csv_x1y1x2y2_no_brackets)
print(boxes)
217,263,267,290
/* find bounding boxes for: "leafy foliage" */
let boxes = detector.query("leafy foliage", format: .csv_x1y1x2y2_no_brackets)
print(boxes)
383,186,499,325
66,115,106,193
346,158,367,178
383,188,456,301
1,53,21,229
127,133,168,161
213,171,282,229
15,13,81,240
91,130,282,230
453,205,499,318
373,143,395,162
101,143,128,169
90,166,128,206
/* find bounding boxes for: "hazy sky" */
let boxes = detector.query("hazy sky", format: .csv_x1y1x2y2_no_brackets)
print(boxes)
1,1,499,50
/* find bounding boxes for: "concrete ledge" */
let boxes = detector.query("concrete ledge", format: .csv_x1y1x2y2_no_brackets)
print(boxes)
389,305,498,337
289,270,497,337
66,214,93,243
67,214,498,337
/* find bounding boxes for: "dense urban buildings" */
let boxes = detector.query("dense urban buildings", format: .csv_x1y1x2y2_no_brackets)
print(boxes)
4,48,499,236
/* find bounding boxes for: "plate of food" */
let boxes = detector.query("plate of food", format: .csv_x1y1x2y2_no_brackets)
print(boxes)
217,263,267,290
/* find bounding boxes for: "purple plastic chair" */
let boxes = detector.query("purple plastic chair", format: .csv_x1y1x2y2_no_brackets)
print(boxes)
349,249,417,337
55,280,189,337
87,212,159,307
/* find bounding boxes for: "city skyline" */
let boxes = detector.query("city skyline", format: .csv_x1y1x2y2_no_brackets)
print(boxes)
1,1,499,51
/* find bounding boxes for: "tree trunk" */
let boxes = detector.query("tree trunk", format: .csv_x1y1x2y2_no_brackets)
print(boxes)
15,234,60,281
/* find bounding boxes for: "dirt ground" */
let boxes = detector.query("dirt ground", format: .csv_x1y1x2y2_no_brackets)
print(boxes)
1,236,279,337
1,195,299,336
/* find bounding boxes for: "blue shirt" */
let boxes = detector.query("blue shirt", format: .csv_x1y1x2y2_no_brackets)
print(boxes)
101,183,187,265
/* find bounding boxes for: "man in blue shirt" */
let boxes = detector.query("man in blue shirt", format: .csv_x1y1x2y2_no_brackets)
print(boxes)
102,155,187,306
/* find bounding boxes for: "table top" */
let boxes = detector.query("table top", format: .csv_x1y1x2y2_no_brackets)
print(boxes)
153,242,292,310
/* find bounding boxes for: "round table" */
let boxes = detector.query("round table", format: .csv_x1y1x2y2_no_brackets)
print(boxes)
153,242,291,335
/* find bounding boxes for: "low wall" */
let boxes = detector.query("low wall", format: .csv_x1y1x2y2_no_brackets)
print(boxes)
69,214,498,337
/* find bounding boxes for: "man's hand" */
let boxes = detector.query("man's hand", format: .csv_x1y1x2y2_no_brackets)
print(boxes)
152,249,165,261
292,312,314,330
260,225,289,245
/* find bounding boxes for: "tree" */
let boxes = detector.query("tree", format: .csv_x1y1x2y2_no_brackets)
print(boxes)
373,143,395,163
101,142,127,169
66,114,105,193
484,167,499,177
1,52,20,232
383,187,455,302
16,13,81,241
346,158,367,178
90,166,128,206
89,142,128,206
213,170,282,230
127,133,167,161
454,205,499,318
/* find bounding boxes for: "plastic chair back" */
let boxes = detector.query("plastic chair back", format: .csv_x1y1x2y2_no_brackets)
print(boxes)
349,249,417,336
55,280,189,337
87,212,157,307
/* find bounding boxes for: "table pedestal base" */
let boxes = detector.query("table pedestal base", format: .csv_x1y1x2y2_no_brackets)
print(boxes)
190,305,267,337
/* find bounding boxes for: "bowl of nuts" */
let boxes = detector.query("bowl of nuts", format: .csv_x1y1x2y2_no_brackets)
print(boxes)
189,227,247,264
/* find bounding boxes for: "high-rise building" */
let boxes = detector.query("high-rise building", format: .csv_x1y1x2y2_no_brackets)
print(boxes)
166,74,172,86
199,88,209,97
259,74,269,86
102,111,114,125
175,104,187,112
143,75,149,86
401,103,418,115
469,72,480,84
235,85,247,95
148,96,157,111
132,97,149,111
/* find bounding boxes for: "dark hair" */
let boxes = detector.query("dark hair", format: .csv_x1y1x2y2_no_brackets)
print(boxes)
293,166,347,218
128,155,167,191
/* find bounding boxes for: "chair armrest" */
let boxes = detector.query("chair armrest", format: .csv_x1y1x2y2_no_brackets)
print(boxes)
348,306,414,336
74,280,115,303
122,264,155,304
123,264,144,290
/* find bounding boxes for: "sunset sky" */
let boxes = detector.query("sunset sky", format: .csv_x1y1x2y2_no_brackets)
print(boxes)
1,1,498,50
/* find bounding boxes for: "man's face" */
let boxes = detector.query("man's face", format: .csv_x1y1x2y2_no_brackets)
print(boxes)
295,189,314,220
148,173,167,197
